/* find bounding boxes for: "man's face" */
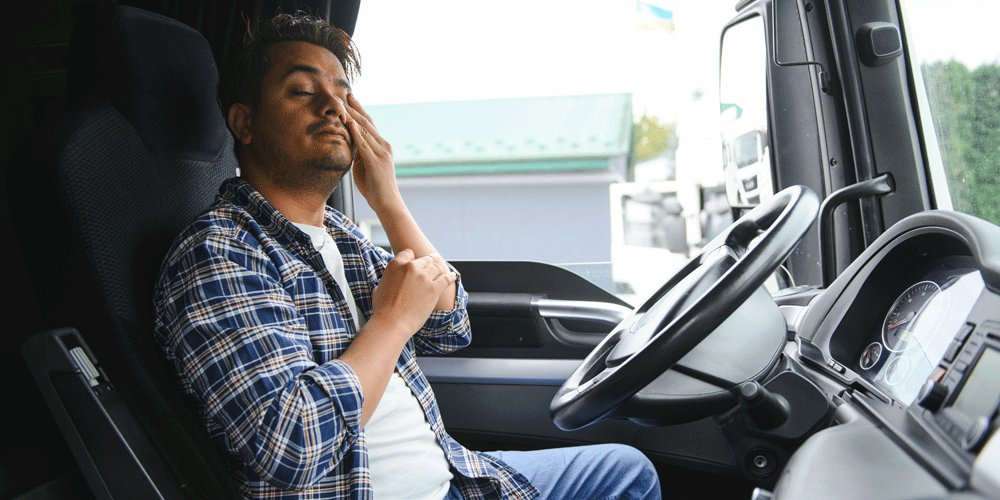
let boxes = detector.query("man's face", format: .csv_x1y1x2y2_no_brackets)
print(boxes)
243,40,355,193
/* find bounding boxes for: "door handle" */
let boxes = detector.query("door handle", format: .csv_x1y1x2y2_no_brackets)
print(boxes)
532,298,631,326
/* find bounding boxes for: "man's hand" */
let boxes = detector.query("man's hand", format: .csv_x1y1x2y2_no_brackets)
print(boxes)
369,249,457,339
342,93,400,214
340,93,458,313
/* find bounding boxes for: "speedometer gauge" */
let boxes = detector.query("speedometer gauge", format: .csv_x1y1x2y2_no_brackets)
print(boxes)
882,281,941,352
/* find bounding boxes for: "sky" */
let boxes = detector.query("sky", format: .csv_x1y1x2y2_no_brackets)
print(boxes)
347,0,998,186
350,0,1000,110
903,0,1000,67
350,1,734,122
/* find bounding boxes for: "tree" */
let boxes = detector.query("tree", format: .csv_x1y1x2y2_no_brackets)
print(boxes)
631,114,678,165
921,60,1000,225
963,64,1000,223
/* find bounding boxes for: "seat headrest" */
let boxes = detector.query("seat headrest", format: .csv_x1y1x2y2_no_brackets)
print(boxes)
68,6,228,161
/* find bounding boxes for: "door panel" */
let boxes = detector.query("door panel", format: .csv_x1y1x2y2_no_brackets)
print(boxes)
419,260,739,475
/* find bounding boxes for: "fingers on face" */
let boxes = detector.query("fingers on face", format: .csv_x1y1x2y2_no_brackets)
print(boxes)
345,109,376,160
342,96,370,129
347,94,374,123
345,96,389,150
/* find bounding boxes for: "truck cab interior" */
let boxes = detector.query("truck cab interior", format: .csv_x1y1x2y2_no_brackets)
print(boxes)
2,1,999,499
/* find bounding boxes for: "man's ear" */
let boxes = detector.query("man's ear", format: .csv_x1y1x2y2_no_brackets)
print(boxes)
228,103,253,146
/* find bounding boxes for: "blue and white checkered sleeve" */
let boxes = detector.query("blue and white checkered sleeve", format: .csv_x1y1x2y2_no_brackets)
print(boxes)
155,231,364,490
412,275,472,354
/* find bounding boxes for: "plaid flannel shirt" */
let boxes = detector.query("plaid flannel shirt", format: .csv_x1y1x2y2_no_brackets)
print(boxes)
153,178,538,500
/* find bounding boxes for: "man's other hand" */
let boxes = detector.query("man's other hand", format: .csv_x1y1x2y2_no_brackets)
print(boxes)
370,249,457,339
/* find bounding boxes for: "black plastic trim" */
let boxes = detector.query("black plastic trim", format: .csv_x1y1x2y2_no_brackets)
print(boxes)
21,328,185,499
824,0,885,246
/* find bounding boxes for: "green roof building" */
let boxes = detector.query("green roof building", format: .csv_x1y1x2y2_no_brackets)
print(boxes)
353,93,632,264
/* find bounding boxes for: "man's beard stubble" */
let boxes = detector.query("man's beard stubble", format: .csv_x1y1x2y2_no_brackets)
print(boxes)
255,135,354,197
310,155,352,173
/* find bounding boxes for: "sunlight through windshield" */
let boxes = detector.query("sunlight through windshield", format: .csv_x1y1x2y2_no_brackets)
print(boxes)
351,1,734,304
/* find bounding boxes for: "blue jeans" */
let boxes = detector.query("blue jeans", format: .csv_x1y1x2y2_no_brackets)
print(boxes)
445,444,661,500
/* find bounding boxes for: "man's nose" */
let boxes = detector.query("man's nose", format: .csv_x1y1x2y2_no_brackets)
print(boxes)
320,93,348,122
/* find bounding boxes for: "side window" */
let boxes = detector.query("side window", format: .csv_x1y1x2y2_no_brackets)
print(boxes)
903,0,1000,224
351,2,735,305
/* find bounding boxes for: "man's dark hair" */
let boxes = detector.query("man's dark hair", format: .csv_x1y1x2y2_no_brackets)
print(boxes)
219,12,360,120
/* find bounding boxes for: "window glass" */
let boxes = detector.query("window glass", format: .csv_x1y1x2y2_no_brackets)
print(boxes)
351,1,734,304
902,0,1000,224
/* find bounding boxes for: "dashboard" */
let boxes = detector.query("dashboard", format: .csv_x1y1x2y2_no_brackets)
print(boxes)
779,211,1000,499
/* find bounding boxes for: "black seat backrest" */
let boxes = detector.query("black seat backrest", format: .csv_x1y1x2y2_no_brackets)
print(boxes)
9,5,240,498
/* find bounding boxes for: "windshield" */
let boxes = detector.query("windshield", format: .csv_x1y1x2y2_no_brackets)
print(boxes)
351,2,734,304
902,0,1000,224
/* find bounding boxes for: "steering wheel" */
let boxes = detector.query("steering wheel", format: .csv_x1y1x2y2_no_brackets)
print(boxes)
550,185,820,430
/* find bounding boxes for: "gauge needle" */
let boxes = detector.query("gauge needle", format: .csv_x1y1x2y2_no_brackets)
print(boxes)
888,318,909,330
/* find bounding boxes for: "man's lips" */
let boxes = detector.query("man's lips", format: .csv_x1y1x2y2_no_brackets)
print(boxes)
316,128,349,142
308,122,350,142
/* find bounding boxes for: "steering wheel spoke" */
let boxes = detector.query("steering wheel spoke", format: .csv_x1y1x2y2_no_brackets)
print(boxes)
672,362,740,391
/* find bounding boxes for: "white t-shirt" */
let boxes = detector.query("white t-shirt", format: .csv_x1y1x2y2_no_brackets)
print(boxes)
295,223,453,499
294,223,365,331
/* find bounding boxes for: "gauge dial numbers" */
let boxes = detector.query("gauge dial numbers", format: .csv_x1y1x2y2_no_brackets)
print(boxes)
882,281,942,353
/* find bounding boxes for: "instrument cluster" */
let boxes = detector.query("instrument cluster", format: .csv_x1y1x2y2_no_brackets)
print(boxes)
853,261,984,405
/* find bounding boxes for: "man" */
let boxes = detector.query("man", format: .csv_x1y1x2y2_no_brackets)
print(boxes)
153,12,660,500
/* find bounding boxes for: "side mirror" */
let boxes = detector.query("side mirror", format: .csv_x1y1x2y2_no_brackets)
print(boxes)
720,15,772,209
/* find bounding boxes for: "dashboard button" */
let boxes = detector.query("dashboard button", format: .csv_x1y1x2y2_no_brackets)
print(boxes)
944,340,963,362
957,350,976,366
956,323,975,343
